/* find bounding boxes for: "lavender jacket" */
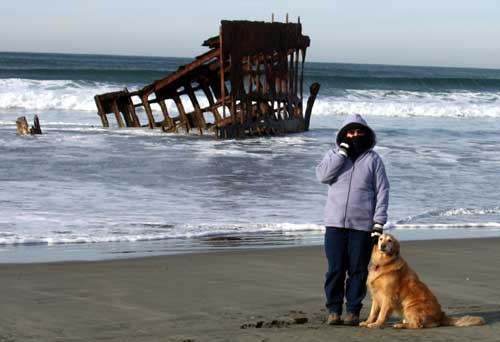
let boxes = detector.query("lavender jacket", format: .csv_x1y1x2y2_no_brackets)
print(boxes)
315,114,390,232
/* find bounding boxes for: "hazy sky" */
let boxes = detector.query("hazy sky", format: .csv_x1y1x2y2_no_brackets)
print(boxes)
2,0,500,68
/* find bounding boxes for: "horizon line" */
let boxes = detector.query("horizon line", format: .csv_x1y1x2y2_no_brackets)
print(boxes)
1,49,500,72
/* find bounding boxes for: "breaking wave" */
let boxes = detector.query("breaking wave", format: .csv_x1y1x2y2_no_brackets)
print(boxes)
0,78,122,111
0,223,324,246
1,216,500,246
1,78,500,118
312,90,500,118
393,207,500,225
391,222,500,230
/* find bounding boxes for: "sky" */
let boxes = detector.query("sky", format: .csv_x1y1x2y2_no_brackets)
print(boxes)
1,0,500,69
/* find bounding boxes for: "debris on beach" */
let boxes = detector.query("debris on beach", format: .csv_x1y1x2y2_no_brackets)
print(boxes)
240,310,309,329
94,19,320,139
16,115,42,135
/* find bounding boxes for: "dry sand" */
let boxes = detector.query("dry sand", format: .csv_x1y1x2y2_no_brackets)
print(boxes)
0,238,499,342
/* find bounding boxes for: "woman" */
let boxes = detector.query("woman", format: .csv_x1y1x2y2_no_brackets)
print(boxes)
315,113,389,326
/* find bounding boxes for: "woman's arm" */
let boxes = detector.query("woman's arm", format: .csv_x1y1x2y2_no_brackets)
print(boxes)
315,149,348,184
373,157,390,225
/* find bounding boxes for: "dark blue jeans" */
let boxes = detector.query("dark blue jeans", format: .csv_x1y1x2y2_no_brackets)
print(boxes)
324,227,372,316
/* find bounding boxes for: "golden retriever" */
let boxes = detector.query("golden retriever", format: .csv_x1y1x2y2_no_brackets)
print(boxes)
359,233,485,329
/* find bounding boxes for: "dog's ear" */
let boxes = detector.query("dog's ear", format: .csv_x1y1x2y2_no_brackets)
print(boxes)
392,238,400,257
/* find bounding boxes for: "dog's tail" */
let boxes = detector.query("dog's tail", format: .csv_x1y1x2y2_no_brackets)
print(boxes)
441,314,485,327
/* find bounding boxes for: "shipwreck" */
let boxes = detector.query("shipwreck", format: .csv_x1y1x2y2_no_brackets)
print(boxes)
94,19,320,139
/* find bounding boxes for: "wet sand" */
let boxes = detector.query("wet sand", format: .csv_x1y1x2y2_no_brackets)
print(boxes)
0,238,499,341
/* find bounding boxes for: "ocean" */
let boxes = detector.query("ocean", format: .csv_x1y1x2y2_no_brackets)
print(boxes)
1,52,500,263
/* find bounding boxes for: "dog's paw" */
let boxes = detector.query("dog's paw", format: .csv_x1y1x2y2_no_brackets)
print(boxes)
359,321,370,327
367,322,382,329
393,323,404,329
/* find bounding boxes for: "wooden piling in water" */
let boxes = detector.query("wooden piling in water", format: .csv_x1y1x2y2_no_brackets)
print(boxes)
16,115,42,135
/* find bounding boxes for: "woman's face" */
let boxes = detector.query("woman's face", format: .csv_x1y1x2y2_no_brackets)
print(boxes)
346,128,366,139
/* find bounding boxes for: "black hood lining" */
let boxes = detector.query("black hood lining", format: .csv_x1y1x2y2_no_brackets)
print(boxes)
336,122,376,149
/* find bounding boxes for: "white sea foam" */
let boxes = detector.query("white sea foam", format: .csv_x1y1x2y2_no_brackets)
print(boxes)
0,223,324,246
0,79,118,111
1,78,500,118
391,222,500,230
394,207,500,225
440,207,500,216
313,90,500,118
1,218,500,246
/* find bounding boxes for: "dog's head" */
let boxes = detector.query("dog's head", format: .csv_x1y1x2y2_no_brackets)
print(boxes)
377,233,400,257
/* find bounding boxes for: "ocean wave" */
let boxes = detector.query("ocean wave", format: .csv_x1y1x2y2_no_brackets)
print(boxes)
0,78,206,113
1,78,500,118
305,75,500,92
391,222,500,230
0,68,172,83
313,90,500,118
0,78,121,111
394,207,500,225
0,223,324,246
440,207,500,216
2,218,500,246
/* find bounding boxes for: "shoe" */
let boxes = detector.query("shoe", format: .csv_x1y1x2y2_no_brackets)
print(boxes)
326,313,343,325
343,313,360,326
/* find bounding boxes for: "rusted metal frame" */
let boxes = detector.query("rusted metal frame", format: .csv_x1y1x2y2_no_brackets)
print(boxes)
185,83,206,134
199,80,222,122
304,83,320,131
262,54,272,119
294,47,300,117
253,55,265,122
286,49,296,120
125,98,141,127
156,96,174,130
251,55,264,122
264,52,277,121
94,96,110,127
262,52,273,121
261,53,269,95
282,51,290,121
207,71,223,100
164,84,204,97
219,26,226,120
280,50,288,122
120,103,133,127
242,55,254,125
300,48,306,111
116,88,139,127
151,49,219,92
117,97,136,127
140,93,157,129
94,20,313,139
246,55,257,126
228,56,237,125
246,56,253,95
195,49,219,61
255,54,262,94
275,51,286,122
288,49,295,103
111,100,125,128
172,93,190,134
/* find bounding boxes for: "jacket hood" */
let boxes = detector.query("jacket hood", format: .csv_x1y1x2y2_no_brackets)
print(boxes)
336,114,376,149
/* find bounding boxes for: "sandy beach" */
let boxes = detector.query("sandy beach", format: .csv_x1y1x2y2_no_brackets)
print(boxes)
0,237,499,342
